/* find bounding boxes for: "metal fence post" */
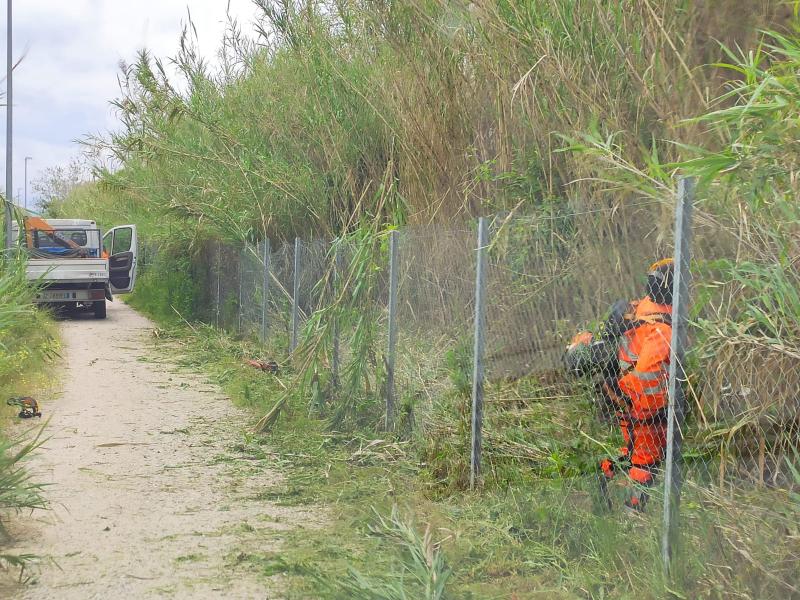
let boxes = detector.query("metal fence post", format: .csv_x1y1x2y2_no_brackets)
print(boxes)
261,238,270,343
291,237,301,352
385,230,400,431
215,243,222,329
332,243,342,392
470,217,489,490
238,247,244,332
661,176,695,576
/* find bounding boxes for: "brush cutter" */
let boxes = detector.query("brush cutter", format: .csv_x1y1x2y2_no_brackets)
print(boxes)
7,396,42,419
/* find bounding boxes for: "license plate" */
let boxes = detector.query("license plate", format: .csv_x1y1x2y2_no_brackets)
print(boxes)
39,291,84,301
43,292,74,300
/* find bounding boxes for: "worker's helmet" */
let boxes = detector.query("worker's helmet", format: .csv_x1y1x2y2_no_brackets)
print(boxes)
646,258,674,305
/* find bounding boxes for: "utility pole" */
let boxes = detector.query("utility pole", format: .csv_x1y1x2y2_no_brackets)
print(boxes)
4,0,13,249
24,156,31,210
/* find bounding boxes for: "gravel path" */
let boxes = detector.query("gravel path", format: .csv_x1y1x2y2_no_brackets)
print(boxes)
1,300,309,599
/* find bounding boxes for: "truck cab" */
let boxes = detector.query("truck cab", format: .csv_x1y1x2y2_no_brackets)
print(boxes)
12,218,138,319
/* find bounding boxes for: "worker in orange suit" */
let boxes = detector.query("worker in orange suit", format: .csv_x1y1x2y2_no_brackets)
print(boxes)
565,259,674,512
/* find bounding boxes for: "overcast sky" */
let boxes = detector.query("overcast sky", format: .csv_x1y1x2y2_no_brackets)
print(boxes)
2,0,261,207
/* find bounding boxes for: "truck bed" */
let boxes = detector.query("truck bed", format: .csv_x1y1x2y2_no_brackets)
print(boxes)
26,258,108,284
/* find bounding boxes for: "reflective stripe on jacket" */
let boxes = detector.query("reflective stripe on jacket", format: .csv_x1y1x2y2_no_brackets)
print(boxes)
617,298,672,420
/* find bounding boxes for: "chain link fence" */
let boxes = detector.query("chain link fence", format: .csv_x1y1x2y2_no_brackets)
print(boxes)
136,181,799,591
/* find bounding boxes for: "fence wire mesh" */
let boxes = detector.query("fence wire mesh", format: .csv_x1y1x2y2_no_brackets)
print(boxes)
679,201,800,591
393,226,475,437
137,187,799,591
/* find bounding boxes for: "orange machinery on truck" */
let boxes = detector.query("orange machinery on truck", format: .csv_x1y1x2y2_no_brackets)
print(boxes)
12,217,138,319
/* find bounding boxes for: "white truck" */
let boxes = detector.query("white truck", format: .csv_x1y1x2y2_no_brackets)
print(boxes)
12,217,138,319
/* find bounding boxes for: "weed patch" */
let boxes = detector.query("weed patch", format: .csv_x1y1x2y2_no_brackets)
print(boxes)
0,252,58,576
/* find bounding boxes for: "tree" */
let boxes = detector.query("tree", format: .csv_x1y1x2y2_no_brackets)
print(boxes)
31,158,90,213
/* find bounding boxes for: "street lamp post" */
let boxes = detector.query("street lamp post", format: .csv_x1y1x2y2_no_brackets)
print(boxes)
4,0,13,249
24,156,31,210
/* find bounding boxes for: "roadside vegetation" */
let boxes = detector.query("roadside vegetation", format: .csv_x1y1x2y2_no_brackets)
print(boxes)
53,1,800,597
0,243,57,572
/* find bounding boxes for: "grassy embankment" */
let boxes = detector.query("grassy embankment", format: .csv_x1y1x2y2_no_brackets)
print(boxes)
0,245,58,572
53,2,800,597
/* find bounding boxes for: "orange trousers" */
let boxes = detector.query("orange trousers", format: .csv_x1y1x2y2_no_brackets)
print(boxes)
601,418,667,484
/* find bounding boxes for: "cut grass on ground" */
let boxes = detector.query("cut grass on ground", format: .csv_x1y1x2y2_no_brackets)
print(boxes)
141,317,798,599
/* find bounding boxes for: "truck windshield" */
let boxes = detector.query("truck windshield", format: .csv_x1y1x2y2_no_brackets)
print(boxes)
24,228,102,259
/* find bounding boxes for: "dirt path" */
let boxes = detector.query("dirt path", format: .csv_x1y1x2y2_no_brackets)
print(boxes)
1,301,311,599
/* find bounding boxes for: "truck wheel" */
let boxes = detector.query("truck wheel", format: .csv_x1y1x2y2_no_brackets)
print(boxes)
93,300,107,319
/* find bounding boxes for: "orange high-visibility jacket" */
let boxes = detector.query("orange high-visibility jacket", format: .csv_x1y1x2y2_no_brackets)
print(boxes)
617,298,672,420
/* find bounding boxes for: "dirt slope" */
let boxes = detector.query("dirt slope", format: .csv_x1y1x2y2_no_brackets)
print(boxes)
0,300,311,599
